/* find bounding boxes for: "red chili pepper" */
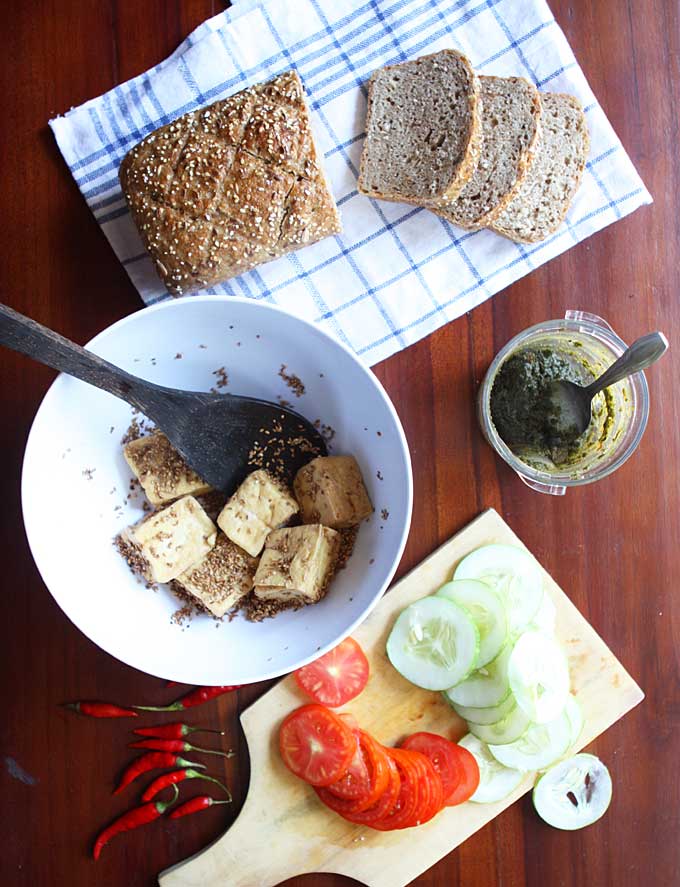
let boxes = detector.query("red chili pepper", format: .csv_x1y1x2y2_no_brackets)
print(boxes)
93,784,178,859
133,722,224,740
62,701,138,719
142,768,231,802
168,794,231,820
129,738,234,759
135,685,241,712
113,752,205,795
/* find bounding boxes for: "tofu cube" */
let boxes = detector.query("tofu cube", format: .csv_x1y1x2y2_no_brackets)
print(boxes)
217,469,298,557
121,495,217,584
293,456,373,529
175,534,258,618
253,524,340,605
124,431,212,507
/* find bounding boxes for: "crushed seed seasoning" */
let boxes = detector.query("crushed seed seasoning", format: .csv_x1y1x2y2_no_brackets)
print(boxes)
277,396,292,409
381,509,389,521
335,526,358,573
121,416,155,445
313,419,336,442
247,416,322,482
171,603,195,627
212,366,229,388
199,344,207,349
82,468,96,480
278,364,305,397
376,470,383,480
242,592,304,622
174,353,183,360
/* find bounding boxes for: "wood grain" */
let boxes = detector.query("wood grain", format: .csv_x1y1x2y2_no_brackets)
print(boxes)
158,509,643,887
0,1,678,886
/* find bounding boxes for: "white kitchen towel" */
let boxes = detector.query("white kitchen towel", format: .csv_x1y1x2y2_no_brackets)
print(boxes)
50,0,651,366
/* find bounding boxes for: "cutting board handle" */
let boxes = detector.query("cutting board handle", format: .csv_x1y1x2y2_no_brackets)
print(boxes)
158,799,313,887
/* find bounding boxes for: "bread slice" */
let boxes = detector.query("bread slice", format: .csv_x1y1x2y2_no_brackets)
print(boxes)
358,50,482,206
491,93,589,243
434,76,542,229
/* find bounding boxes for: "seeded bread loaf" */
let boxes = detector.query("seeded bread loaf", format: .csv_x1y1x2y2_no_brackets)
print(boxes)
435,76,542,229
119,71,341,295
357,50,482,206
491,93,589,243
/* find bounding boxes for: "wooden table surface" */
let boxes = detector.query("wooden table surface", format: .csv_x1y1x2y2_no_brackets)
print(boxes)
1,2,678,886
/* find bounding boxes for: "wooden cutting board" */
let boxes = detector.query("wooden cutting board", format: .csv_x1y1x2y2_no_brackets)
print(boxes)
159,509,644,887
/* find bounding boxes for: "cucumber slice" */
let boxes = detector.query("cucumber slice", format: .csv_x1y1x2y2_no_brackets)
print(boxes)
458,734,525,803
444,642,513,708
564,696,584,747
468,704,531,745
533,754,612,830
508,631,570,724
488,709,572,772
386,597,480,691
454,544,544,633
531,592,557,634
450,690,517,726
436,579,508,667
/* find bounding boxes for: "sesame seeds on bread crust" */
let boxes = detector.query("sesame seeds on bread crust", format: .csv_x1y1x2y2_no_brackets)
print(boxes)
119,71,341,295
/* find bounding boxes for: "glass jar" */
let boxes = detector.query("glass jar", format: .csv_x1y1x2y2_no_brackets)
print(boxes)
477,310,650,495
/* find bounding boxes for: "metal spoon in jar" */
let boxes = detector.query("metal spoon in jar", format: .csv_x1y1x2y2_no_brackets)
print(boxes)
544,331,669,445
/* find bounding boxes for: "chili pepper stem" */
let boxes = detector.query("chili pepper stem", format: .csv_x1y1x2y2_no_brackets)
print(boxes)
200,774,232,801
195,747,234,758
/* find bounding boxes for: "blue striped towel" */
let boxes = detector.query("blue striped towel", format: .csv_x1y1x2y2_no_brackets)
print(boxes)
50,0,651,366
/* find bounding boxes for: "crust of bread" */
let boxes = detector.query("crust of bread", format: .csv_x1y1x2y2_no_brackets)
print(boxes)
119,71,341,295
491,92,590,243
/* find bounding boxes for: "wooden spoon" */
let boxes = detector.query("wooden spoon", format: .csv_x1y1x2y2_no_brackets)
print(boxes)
0,303,327,490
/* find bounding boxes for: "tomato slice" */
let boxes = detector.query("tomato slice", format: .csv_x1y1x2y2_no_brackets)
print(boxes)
341,752,401,825
318,731,391,813
414,755,445,825
400,732,462,800
279,704,355,786
295,637,370,707
370,747,427,830
444,743,481,805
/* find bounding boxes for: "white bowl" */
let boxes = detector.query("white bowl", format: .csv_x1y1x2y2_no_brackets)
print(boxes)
21,297,412,685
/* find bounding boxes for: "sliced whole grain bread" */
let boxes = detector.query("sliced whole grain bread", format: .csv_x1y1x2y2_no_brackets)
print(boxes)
435,76,542,229
491,93,589,243
358,50,482,206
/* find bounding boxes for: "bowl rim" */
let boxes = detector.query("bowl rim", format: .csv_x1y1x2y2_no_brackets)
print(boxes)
20,295,414,683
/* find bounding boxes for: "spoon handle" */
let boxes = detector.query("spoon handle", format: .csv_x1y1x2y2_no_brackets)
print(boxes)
0,302,156,411
585,331,669,397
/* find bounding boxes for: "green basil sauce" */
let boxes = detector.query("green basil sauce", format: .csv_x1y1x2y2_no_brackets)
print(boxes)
490,346,615,469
